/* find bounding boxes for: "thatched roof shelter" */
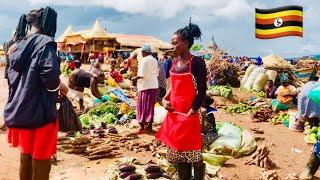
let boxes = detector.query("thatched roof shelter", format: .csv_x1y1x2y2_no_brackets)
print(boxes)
111,33,172,50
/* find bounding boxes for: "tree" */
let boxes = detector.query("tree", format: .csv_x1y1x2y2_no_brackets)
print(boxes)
191,43,203,52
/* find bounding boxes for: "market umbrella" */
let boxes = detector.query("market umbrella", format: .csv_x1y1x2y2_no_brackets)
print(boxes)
298,81,320,118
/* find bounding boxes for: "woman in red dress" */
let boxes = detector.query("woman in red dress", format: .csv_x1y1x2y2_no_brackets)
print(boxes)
156,23,207,179
5,7,61,180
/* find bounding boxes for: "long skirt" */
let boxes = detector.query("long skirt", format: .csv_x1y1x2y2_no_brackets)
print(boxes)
7,122,58,160
137,89,157,124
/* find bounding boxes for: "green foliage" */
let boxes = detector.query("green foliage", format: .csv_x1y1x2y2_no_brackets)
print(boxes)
191,43,203,52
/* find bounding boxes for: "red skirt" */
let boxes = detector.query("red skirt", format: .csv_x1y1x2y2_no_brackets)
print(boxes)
7,122,58,160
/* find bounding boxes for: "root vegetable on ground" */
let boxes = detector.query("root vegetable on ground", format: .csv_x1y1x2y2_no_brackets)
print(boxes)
88,152,117,160
245,144,275,170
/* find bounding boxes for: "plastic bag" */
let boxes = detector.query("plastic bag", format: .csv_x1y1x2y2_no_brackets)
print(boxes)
265,70,277,83
241,64,256,86
252,73,269,92
110,88,131,105
209,123,242,155
154,105,167,125
58,96,82,132
235,130,257,157
243,67,261,90
309,86,320,106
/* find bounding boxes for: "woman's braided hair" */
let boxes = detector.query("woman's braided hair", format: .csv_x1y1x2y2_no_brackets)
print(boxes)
175,19,202,48
13,6,57,41
13,14,27,42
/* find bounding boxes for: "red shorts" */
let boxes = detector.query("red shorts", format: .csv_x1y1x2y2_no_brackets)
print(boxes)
7,122,58,160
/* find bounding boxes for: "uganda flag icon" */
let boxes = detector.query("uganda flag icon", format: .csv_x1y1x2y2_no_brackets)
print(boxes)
255,5,303,39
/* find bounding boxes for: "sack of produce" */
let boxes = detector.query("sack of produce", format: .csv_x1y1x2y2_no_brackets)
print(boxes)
252,73,269,92
209,123,242,155
243,67,260,90
308,86,320,106
58,96,82,132
265,70,277,83
241,64,256,86
262,54,294,70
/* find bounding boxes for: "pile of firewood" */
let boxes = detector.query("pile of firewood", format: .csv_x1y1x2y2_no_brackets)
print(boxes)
207,59,240,87
245,144,275,169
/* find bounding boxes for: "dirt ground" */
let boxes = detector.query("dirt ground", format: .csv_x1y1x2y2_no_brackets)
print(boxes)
0,65,320,180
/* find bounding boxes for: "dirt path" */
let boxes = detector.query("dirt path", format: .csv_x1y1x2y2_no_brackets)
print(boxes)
1,66,320,179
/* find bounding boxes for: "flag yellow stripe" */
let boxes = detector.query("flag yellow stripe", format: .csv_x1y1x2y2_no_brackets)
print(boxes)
256,26,302,35
256,10,302,19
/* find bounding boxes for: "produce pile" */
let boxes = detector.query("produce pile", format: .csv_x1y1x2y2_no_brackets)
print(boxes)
57,136,91,154
79,102,136,128
269,113,289,125
57,124,161,161
207,85,233,99
225,103,256,114
207,59,240,87
251,107,273,122
260,169,279,180
304,122,320,144
61,63,71,77
245,144,275,170
117,164,170,179
256,91,266,99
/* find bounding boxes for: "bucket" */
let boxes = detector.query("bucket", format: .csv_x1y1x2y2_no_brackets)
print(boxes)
288,111,304,132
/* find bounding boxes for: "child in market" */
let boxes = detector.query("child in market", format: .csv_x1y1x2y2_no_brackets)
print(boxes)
264,80,277,99
201,95,218,149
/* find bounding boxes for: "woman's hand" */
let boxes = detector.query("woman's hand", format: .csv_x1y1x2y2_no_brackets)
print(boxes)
187,108,197,116
162,99,174,112
59,82,69,96
8,43,18,58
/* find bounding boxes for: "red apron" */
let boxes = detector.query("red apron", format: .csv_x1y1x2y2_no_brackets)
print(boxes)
156,57,202,151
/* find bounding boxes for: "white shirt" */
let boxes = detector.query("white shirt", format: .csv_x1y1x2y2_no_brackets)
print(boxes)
137,55,159,91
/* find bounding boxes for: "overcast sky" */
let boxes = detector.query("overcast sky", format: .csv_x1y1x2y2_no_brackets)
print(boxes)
0,0,319,57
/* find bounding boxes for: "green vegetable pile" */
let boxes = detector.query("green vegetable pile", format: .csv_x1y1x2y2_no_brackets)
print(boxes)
79,102,120,128
208,86,233,99
270,113,289,125
88,102,119,116
225,103,255,114
256,91,266,98
304,122,320,144
127,110,136,119
61,63,71,77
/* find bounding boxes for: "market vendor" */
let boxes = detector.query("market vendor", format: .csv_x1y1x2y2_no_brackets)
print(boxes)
68,60,105,110
271,74,298,111
123,52,138,78
156,22,207,180
264,80,277,99
109,63,130,89
132,44,159,134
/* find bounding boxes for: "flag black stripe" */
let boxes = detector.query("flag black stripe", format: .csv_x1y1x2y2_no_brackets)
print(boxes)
256,5,303,14
255,21,303,30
